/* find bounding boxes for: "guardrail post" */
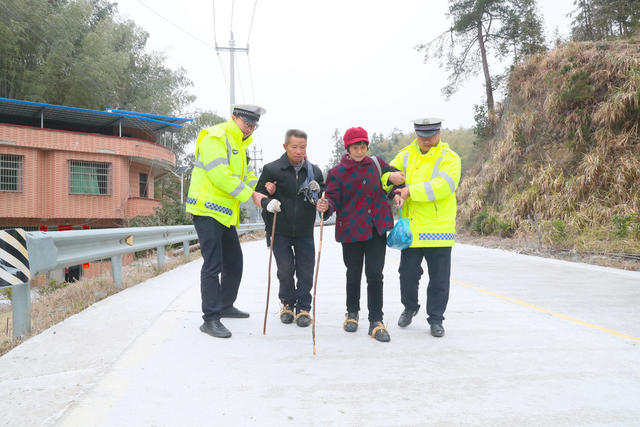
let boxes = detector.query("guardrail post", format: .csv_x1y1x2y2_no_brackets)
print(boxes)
183,240,190,260
12,282,31,339
111,255,123,290
157,246,165,270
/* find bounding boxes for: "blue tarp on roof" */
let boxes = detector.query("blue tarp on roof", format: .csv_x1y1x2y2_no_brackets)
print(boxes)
0,97,191,134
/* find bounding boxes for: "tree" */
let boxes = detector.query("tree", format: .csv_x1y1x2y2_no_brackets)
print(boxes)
0,0,194,114
326,128,344,171
417,0,546,112
570,0,640,40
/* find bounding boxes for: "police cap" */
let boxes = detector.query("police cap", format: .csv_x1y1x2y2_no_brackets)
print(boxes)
232,104,266,124
413,117,442,138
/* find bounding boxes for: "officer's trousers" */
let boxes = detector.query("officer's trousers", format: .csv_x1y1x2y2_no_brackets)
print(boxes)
399,246,452,325
193,215,243,321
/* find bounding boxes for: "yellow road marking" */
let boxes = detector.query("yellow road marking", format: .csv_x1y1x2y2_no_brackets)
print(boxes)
452,278,640,343
387,257,639,343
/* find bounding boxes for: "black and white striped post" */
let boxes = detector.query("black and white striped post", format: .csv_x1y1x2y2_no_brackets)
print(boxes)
0,229,31,339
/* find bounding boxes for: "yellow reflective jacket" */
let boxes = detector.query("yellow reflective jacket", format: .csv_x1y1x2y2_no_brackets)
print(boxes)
385,140,461,247
185,119,258,227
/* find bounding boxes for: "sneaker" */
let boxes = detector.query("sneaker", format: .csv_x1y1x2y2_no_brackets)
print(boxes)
343,312,359,332
295,310,312,327
280,304,294,324
368,321,391,342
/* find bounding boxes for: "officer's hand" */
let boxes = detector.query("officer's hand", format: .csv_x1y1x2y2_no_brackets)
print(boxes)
399,186,410,200
265,181,277,195
316,198,329,213
251,191,267,208
266,199,281,213
389,172,405,185
394,194,404,209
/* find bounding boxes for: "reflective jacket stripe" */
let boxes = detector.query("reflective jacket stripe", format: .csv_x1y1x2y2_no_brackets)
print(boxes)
229,181,247,198
438,171,456,193
424,181,436,201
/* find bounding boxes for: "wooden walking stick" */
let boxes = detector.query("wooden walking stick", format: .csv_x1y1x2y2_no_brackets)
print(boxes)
312,192,326,355
263,211,278,335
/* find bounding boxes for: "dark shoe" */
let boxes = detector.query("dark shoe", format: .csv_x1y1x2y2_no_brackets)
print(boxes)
430,323,445,338
280,304,294,324
220,306,250,318
200,319,232,338
369,321,391,342
398,309,417,327
295,310,312,327
343,312,359,332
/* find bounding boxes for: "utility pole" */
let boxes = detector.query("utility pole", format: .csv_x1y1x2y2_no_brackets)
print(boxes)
216,32,248,116
249,145,263,173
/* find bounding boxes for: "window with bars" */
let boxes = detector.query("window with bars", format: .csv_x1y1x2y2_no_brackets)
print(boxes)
0,154,23,192
139,173,148,198
69,160,112,195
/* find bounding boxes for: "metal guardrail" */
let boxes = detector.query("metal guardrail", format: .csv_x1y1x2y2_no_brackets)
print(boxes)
5,223,264,339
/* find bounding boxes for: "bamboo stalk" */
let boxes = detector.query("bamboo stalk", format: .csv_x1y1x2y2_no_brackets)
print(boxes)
263,212,278,335
312,192,326,355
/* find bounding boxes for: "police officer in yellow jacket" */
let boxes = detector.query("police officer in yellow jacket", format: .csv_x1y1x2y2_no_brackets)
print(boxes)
186,105,267,338
386,118,461,337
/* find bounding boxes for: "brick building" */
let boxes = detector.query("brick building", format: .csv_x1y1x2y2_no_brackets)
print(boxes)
0,97,190,230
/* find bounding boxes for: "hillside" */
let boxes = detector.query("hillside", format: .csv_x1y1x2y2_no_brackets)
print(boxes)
457,37,640,253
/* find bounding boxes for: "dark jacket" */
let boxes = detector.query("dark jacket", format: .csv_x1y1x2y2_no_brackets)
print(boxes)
257,153,325,238
325,154,396,243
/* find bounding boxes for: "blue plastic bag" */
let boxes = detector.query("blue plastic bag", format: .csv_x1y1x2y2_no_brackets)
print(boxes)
387,207,413,250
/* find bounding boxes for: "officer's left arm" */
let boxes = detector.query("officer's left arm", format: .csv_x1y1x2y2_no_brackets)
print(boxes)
378,158,399,193
408,154,461,202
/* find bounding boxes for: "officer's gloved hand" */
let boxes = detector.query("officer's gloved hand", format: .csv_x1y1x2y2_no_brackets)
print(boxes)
266,199,281,213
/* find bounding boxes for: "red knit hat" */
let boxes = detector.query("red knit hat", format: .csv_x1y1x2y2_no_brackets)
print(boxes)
343,127,369,149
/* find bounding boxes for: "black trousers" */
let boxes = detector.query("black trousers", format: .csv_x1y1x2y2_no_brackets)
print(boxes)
272,233,315,311
341,231,387,322
193,215,243,321
399,246,452,325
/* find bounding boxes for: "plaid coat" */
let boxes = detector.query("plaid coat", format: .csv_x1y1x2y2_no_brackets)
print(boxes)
324,154,396,243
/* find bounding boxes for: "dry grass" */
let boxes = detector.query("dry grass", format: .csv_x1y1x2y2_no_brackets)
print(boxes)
459,36,640,255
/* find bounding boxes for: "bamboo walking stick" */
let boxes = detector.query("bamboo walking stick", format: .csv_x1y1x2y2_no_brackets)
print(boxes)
263,211,278,335
312,192,326,355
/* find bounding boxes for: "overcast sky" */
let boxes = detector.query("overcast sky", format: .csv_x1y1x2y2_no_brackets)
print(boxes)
115,0,575,168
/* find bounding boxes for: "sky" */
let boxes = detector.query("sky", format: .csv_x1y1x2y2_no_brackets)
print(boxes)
114,0,575,168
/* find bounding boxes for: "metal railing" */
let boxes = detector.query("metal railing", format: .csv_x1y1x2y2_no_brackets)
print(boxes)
6,223,264,339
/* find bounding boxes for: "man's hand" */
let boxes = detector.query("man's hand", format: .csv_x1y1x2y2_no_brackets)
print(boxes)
265,181,277,195
393,194,404,209
251,191,267,208
316,198,329,213
389,172,405,186
399,186,410,200
266,199,281,213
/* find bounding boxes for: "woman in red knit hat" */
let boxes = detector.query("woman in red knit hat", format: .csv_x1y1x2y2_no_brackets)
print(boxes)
317,127,405,342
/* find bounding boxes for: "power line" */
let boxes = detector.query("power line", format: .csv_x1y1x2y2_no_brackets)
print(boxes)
236,55,246,102
212,0,219,47
230,0,235,34
134,0,214,49
247,54,255,102
247,0,258,44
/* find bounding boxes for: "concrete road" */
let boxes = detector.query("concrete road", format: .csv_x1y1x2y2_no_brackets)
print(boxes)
1,226,639,426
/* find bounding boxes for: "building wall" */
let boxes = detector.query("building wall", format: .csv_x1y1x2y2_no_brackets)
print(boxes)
0,123,174,226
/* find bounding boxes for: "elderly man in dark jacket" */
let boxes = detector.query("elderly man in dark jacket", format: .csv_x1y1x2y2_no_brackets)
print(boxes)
256,129,324,327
